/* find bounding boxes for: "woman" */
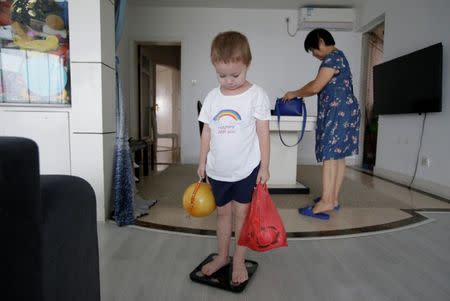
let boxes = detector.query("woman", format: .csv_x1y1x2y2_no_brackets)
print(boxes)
282,28,360,220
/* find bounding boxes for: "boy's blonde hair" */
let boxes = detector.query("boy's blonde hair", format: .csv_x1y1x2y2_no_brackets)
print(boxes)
211,31,252,66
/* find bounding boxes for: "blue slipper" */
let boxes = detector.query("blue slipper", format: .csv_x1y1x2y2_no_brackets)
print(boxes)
313,197,340,211
298,206,330,220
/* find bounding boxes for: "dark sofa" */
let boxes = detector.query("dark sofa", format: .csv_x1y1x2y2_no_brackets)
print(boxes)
0,137,100,301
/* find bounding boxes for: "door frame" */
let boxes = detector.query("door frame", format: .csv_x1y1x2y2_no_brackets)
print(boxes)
357,14,385,170
137,45,154,143
131,40,182,169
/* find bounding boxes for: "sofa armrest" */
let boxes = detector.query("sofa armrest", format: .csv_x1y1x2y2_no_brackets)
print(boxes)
40,175,100,301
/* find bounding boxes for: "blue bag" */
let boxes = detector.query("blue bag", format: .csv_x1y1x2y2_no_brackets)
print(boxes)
273,97,307,147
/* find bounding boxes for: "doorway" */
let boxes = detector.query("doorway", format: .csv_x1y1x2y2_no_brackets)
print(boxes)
362,23,384,171
137,43,181,172
155,64,181,168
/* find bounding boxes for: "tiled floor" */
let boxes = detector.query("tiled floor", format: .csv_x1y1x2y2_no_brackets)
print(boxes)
99,212,450,300
135,165,450,238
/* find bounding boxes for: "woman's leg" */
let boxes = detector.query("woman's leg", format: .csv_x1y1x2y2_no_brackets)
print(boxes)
333,158,346,207
231,201,250,284
201,202,232,276
314,159,338,214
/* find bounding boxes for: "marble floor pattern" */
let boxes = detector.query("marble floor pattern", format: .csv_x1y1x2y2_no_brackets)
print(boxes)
135,165,450,238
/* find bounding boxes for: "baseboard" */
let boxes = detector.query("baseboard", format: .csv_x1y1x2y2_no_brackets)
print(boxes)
412,178,450,201
374,167,450,200
374,167,412,186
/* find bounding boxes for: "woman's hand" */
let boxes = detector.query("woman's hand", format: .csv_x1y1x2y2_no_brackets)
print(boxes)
197,163,206,181
281,91,298,101
256,168,270,184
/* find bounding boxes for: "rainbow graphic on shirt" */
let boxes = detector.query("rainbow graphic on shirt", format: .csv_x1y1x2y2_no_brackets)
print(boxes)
213,109,242,121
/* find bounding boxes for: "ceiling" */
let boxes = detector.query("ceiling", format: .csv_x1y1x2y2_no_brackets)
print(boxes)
129,0,362,9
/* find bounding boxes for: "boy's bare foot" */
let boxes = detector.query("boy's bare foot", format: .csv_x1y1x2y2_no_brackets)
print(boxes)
231,257,248,285
201,255,229,276
313,200,335,214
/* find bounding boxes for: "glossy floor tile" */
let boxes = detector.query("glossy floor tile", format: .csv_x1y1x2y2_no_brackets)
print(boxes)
135,165,450,238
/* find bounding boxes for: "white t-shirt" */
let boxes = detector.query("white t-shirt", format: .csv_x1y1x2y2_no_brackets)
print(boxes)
198,84,271,182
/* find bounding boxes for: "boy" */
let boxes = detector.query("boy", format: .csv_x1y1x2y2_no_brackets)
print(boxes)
197,31,270,285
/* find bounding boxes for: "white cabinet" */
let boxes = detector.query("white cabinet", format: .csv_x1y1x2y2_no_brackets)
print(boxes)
0,109,71,174
268,115,316,193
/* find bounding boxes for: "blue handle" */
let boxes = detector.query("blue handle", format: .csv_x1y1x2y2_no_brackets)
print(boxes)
276,99,307,147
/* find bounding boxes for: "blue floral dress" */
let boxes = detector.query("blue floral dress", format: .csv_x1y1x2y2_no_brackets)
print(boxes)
315,49,361,162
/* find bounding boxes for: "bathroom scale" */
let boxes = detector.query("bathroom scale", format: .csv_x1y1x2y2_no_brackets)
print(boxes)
189,253,258,293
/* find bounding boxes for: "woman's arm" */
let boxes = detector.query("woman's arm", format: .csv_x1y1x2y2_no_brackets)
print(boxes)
197,124,211,180
256,119,270,184
282,67,336,100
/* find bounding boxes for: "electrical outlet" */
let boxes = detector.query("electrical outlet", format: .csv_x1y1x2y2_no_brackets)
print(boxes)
421,156,431,167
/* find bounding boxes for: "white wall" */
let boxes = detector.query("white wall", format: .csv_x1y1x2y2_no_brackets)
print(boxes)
119,6,362,165
358,0,450,198
0,109,71,174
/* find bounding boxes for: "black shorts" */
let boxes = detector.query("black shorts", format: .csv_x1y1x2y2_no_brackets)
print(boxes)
208,164,260,207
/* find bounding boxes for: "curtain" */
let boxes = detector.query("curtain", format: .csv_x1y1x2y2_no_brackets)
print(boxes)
112,0,134,226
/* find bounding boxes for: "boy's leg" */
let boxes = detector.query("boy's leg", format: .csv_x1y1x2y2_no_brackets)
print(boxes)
231,201,250,284
201,202,232,276
333,158,346,207
314,159,337,214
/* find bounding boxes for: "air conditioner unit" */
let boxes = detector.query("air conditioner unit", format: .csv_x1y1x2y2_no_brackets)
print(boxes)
298,7,355,31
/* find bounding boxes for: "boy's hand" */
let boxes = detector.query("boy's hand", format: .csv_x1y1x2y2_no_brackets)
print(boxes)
197,163,206,181
256,168,270,184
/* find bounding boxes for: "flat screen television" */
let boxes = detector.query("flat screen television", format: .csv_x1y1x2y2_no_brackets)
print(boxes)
373,42,442,115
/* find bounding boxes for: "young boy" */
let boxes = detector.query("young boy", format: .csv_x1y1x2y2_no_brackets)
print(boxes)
197,31,271,285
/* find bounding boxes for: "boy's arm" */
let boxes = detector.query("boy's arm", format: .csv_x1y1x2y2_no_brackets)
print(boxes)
256,119,270,184
197,124,211,180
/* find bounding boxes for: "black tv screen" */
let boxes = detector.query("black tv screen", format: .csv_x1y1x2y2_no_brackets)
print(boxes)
373,43,442,115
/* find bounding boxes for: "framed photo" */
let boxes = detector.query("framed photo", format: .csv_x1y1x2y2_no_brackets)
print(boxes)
0,0,70,105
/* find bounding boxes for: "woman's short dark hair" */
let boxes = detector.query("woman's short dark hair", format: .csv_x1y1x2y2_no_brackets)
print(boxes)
304,28,335,52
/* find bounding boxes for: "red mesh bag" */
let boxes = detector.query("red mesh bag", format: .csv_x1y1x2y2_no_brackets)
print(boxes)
238,183,288,252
